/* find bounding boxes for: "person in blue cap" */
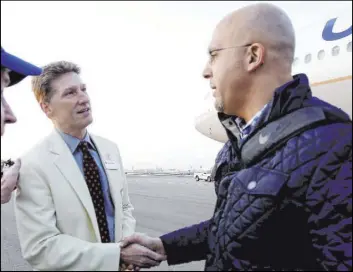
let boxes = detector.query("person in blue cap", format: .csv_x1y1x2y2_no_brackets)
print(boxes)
1,46,42,204
1,46,42,136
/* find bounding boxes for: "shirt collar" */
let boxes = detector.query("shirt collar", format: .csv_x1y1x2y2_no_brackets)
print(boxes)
56,128,95,154
223,103,269,141
234,103,268,133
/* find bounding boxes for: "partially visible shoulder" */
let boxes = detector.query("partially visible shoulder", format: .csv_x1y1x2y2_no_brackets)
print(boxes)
91,133,114,143
306,97,352,141
307,121,351,142
21,134,53,164
90,134,120,151
297,121,351,156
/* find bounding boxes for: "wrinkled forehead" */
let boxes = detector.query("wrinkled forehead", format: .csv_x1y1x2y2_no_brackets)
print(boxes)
208,18,242,52
51,72,84,92
208,28,224,52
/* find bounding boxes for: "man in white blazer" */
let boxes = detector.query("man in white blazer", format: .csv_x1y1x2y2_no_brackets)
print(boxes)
15,61,166,271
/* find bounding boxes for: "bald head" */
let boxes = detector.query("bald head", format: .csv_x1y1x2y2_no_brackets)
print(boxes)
203,3,296,119
217,3,296,65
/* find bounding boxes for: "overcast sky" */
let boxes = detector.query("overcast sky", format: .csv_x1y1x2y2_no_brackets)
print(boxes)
1,1,350,170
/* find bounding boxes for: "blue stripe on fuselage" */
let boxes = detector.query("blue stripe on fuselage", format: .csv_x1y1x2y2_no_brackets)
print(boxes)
322,17,352,41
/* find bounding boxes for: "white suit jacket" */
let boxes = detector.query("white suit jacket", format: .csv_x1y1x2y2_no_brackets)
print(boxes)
15,130,136,271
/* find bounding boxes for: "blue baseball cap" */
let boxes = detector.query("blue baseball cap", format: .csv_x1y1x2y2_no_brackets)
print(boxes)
1,47,42,87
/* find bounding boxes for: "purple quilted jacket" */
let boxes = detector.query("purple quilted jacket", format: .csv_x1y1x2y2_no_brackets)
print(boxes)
160,74,352,271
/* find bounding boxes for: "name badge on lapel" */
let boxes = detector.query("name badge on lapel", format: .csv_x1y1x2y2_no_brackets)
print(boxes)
104,154,119,170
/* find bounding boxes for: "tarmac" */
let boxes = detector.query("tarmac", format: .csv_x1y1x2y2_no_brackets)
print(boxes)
1,175,216,271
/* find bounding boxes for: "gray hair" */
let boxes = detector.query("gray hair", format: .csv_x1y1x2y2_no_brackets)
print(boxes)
31,61,81,103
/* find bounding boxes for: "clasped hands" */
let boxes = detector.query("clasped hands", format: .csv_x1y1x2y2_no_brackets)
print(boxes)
119,233,167,271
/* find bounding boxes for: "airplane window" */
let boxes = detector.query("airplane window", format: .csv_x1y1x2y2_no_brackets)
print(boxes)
347,41,352,52
304,54,312,64
332,46,340,56
318,50,325,60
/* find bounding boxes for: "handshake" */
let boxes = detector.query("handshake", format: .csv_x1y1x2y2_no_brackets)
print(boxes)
119,233,167,271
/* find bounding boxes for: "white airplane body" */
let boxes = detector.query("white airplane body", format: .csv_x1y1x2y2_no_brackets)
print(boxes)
195,7,352,143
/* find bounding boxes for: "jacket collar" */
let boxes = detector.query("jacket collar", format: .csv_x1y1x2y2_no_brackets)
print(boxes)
218,74,311,145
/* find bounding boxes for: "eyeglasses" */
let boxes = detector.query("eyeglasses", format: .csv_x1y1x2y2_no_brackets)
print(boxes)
209,43,252,53
208,43,252,63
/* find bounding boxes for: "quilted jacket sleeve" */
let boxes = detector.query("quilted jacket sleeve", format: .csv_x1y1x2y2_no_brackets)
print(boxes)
159,220,211,265
306,133,352,271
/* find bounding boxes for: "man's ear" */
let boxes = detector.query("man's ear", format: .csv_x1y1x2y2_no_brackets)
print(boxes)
246,43,265,72
40,101,52,118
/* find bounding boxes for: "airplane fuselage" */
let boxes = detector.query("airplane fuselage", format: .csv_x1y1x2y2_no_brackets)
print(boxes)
195,8,352,143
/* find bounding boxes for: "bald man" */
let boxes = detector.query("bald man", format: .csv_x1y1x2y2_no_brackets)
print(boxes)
121,3,352,271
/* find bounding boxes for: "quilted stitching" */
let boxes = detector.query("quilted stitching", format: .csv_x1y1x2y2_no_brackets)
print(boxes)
160,76,352,271
205,123,352,271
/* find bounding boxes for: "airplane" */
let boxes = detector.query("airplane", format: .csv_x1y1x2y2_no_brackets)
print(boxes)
195,6,352,143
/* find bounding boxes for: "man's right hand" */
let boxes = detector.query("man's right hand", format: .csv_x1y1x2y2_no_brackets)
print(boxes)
120,243,166,268
121,233,166,257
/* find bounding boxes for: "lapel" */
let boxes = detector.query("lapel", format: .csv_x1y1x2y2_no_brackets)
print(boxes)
89,134,122,210
47,130,101,241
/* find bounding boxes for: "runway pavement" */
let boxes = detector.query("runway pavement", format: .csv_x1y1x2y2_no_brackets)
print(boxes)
1,176,216,271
